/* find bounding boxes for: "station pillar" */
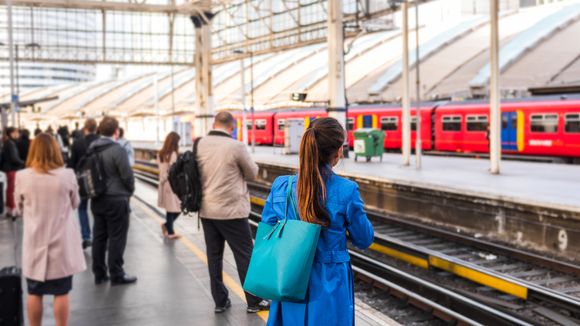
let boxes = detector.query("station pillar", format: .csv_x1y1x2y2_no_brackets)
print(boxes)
489,0,501,174
401,2,411,166
327,0,349,156
192,9,214,138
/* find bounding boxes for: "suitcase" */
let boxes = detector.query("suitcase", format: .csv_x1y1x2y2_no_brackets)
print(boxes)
0,219,23,326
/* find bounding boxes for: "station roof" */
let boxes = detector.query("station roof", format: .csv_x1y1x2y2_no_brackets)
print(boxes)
6,0,580,122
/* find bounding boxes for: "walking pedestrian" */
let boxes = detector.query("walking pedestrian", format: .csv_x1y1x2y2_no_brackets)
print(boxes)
89,116,136,285
1,127,25,218
196,111,269,313
157,132,182,240
261,117,374,325
68,118,100,249
117,128,134,166
15,133,86,326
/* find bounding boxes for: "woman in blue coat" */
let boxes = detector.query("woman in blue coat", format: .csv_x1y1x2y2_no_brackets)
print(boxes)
261,117,374,325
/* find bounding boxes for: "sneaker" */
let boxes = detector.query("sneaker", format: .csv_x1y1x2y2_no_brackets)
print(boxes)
214,299,231,313
247,300,270,313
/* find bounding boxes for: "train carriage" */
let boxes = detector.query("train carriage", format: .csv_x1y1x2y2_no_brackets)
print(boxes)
232,111,275,145
273,109,327,145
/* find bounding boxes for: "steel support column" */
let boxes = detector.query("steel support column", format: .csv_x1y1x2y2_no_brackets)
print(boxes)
327,0,348,154
489,0,501,174
401,1,411,166
193,13,214,138
5,0,16,129
239,57,248,145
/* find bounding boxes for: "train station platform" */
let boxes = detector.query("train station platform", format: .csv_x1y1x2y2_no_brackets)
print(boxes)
251,147,580,212
0,181,399,326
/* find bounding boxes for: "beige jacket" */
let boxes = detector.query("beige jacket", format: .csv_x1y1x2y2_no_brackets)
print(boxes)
16,167,86,281
157,152,181,213
197,130,258,219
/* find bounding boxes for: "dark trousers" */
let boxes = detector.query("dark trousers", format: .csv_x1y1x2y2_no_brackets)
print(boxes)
164,212,180,235
78,198,91,241
200,218,261,307
91,197,130,278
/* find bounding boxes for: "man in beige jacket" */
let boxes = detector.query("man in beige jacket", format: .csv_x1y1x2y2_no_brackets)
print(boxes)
197,111,269,313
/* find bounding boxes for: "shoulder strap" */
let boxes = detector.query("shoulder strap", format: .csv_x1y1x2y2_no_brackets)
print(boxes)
285,176,299,221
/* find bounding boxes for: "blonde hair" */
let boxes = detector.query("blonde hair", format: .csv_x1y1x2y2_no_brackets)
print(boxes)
26,133,64,173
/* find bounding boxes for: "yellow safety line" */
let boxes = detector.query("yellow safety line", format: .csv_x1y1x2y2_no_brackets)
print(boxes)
369,243,429,269
429,256,528,300
133,165,159,175
133,200,269,322
250,197,266,206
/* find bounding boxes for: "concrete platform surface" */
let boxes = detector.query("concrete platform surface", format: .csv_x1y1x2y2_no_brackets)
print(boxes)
251,147,580,213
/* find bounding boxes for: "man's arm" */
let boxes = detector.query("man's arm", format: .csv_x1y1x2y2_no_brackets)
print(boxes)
236,143,258,181
113,146,135,194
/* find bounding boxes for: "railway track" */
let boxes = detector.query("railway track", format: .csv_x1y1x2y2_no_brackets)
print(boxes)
132,161,580,325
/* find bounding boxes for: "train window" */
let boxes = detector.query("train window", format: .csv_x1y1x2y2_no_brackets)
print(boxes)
347,118,355,130
380,117,398,131
255,119,267,130
466,115,488,132
442,116,461,131
530,114,558,133
246,120,253,129
565,114,580,133
411,117,417,131
277,119,285,131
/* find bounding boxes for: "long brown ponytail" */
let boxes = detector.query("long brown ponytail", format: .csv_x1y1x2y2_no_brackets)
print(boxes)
297,117,345,226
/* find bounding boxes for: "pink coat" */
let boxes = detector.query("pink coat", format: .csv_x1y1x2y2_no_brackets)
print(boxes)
157,152,181,213
16,167,86,281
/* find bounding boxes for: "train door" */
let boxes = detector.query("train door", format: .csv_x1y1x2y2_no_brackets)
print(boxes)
502,112,518,150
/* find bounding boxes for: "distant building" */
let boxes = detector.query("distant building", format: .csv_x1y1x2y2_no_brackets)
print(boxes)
0,7,96,90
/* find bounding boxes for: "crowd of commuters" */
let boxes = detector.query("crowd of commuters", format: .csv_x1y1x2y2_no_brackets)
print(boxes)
4,111,374,325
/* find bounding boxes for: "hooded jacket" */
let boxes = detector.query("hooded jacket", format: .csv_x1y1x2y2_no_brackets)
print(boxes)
89,137,135,198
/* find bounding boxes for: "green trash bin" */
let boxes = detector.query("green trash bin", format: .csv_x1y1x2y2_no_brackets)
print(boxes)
353,128,384,162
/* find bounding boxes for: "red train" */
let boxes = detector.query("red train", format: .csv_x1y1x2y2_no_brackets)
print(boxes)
231,97,580,161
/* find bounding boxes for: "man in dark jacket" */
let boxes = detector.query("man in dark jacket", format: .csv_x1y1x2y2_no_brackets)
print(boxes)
90,116,136,285
68,118,100,249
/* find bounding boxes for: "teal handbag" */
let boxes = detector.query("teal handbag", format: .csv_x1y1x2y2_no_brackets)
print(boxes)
243,176,321,302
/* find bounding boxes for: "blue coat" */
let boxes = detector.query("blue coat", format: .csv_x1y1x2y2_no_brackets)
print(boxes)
261,173,374,326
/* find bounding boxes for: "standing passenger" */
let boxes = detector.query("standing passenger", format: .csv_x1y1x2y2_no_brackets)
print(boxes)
90,116,136,285
17,129,31,162
117,127,134,166
68,118,100,249
157,132,182,239
261,117,374,326
197,111,269,313
2,127,24,218
16,133,86,326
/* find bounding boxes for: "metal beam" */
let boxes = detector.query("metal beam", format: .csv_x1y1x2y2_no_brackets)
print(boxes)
327,0,347,132
401,1,411,166
194,7,214,138
489,0,501,174
1,0,210,14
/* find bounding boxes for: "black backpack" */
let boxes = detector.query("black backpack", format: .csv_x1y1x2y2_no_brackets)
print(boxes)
76,143,114,199
168,138,203,214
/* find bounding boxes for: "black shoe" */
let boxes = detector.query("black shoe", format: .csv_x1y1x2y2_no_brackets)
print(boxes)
111,274,138,285
247,300,270,313
95,275,110,285
82,240,92,250
214,299,231,313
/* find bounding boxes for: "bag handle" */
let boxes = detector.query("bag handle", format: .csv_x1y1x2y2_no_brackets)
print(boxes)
265,175,299,240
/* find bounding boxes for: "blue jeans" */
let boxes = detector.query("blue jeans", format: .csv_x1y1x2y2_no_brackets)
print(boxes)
165,212,180,235
78,198,91,241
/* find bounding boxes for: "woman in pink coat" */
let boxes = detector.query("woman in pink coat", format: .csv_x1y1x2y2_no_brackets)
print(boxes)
16,133,86,326
157,132,182,239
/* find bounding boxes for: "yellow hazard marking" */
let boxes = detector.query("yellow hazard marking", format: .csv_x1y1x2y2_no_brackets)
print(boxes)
369,243,429,269
251,196,266,206
133,200,269,322
357,115,363,129
429,256,528,300
133,164,159,175
517,110,525,152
